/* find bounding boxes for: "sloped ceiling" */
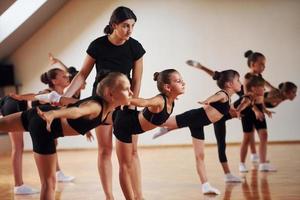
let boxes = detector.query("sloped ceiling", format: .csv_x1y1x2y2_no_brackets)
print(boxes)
0,0,68,61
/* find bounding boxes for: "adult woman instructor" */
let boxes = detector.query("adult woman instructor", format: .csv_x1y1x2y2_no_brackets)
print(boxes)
63,6,145,200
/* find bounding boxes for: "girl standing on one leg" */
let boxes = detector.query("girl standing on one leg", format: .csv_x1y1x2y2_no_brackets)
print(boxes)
0,72,132,200
180,60,242,183
0,97,39,195
154,69,242,195
113,69,184,200
63,7,145,199
11,68,77,182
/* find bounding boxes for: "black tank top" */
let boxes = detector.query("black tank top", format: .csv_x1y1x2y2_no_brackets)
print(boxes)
209,90,230,115
142,94,174,126
67,96,109,135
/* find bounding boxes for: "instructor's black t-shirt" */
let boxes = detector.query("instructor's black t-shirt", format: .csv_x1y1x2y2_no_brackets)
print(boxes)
86,35,145,95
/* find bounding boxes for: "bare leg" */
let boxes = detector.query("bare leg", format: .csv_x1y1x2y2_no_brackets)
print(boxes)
192,138,220,194
240,132,253,163
115,139,134,200
249,133,257,154
55,139,61,171
34,153,57,200
0,112,25,132
192,138,208,183
95,125,114,200
8,131,24,186
131,135,143,200
257,129,268,163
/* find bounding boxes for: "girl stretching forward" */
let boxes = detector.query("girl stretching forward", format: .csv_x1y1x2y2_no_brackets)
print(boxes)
113,69,185,200
0,72,132,200
154,69,242,195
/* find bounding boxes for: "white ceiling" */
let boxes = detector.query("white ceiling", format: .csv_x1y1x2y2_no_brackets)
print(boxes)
0,0,68,61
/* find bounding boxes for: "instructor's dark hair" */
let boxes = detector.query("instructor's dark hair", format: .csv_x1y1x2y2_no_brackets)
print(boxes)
244,50,265,67
104,6,137,34
213,70,239,89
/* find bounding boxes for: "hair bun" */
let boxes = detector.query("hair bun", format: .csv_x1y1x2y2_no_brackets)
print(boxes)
244,50,253,58
40,72,49,84
278,82,284,90
212,71,221,80
153,72,160,81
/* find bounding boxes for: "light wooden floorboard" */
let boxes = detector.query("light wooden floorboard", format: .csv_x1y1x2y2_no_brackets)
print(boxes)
1,143,300,199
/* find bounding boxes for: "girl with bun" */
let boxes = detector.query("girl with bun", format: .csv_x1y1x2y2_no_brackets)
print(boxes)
153,69,241,195
114,69,184,200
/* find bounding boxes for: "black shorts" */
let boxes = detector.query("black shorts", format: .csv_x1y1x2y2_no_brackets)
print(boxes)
21,105,63,154
113,109,144,143
0,96,27,116
175,108,211,140
241,104,267,133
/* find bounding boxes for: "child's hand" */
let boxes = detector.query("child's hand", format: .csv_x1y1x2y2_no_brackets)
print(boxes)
85,131,94,142
265,109,275,118
254,110,265,121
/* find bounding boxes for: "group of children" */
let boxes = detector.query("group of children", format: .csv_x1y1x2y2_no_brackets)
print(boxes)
0,6,298,200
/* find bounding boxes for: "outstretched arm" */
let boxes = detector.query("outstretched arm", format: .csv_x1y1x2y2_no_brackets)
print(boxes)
37,101,100,131
235,97,252,118
64,54,95,97
48,53,68,71
264,80,277,91
198,92,227,105
186,60,215,77
129,95,164,108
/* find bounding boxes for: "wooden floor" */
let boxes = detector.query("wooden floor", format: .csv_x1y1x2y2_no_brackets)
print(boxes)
1,143,300,200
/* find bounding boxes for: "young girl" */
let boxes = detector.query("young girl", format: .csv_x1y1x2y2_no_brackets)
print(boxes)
239,50,277,172
10,67,78,182
0,72,132,200
0,97,38,195
63,7,145,199
176,59,242,183
154,69,242,195
264,81,297,108
113,69,184,200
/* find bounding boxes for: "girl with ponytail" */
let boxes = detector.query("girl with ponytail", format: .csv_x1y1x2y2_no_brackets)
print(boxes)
153,68,241,195
113,69,184,199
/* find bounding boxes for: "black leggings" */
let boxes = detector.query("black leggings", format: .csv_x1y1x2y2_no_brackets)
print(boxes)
213,115,230,163
21,105,63,155
0,96,27,116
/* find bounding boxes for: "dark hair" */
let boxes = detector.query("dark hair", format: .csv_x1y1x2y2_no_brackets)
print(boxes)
212,70,239,89
104,6,137,34
244,50,265,67
278,81,297,93
40,68,63,88
154,69,178,93
67,66,78,81
246,75,265,92
97,72,128,96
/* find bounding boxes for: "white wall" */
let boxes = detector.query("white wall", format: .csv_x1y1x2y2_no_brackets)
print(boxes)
9,0,300,150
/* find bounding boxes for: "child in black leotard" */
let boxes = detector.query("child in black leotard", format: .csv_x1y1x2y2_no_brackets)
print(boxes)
175,59,243,183
113,69,185,200
264,81,297,108
153,69,241,195
0,72,132,200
